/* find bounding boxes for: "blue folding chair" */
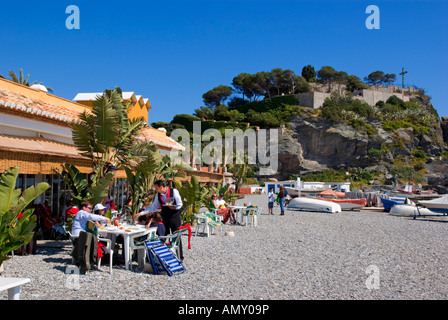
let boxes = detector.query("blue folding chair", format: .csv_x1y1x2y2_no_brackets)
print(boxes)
144,240,185,276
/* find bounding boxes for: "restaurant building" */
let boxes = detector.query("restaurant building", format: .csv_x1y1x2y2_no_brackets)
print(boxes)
0,78,223,218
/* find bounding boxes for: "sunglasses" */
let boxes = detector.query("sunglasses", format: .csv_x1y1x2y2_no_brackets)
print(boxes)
87,206,92,210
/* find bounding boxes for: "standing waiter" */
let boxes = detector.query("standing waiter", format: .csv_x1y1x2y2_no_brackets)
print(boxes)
135,179,184,260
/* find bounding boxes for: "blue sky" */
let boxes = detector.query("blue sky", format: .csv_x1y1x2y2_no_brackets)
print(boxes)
1,0,447,123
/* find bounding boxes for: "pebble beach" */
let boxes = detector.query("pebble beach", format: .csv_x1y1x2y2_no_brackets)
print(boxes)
2,194,448,300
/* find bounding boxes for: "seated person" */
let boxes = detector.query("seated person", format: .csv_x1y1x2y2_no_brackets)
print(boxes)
93,203,107,229
210,193,236,224
71,201,110,236
137,211,165,241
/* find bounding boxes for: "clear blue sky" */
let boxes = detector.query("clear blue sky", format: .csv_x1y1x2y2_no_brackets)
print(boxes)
1,0,447,123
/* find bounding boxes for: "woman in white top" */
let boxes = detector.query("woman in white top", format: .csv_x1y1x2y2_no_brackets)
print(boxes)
268,188,276,215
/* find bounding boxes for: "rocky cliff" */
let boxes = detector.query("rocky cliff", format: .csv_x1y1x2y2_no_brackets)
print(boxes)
274,113,448,191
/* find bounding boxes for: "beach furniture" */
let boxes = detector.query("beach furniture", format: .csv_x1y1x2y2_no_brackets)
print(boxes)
0,278,30,300
129,227,159,270
144,240,185,276
159,228,189,259
242,205,259,227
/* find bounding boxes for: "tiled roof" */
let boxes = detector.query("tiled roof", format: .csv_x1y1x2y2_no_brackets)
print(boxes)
138,127,185,151
0,77,181,151
0,77,86,124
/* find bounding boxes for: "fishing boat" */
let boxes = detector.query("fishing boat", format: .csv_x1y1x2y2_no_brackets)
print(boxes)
380,196,414,212
389,204,434,217
284,186,325,197
314,197,367,210
418,194,448,214
397,183,435,195
312,189,366,210
287,197,342,213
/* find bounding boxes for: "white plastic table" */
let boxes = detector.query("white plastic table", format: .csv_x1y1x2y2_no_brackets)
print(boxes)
0,277,30,300
228,206,247,224
98,224,148,270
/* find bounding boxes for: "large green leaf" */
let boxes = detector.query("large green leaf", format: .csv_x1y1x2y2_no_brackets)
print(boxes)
89,172,114,206
13,182,50,217
93,94,119,149
0,167,21,214
72,111,96,157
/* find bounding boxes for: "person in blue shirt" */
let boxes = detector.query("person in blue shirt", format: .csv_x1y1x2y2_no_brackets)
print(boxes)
71,201,110,236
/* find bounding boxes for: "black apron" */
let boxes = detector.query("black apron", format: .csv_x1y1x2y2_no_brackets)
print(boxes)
158,188,184,260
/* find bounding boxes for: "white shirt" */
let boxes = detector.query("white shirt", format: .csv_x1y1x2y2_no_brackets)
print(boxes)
140,188,183,215
216,198,226,207
71,210,106,236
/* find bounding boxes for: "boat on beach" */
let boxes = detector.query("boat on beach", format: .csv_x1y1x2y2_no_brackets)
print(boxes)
380,196,414,211
312,189,366,210
287,197,342,213
284,186,324,197
389,204,434,217
314,197,367,210
397,183,435,195
418,194,448,214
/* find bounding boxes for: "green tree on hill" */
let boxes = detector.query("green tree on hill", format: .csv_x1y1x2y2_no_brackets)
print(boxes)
364,71,396,87
301,65,316,82
202,85,233,107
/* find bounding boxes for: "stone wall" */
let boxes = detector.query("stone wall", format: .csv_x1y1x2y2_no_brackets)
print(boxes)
296,89,411,109
353,89,410,106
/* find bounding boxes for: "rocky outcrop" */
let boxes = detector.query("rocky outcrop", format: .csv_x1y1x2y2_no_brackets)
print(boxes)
274,114,447,181
442,116,448,145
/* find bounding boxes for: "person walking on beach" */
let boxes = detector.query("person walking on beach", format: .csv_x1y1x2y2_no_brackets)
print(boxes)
278,186,286,215
268,187,276,215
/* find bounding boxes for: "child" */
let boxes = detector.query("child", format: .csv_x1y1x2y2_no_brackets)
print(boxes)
268,187,275,215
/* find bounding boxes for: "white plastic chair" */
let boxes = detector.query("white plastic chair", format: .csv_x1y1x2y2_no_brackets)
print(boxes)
68,231,113,274
159,228,188,259
97,237,113,274
194,213,209,237
129,227,158,270
242,206,259,227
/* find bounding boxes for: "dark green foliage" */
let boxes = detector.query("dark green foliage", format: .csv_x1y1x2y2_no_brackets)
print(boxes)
301,65,316,82
151,122,186,135
321,93,375,122
202,85,233,107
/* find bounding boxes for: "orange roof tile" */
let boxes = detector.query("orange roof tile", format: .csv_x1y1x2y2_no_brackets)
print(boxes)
0,78,183,152
138,127,185,151
0,77,87,124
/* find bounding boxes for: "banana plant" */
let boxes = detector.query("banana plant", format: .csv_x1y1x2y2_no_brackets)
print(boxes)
0,167,50,267
208,183,239,205
71,87,146,184
175,176,210,225
56,164,114,207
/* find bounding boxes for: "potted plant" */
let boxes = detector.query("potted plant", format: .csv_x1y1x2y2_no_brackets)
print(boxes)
0,167,50,273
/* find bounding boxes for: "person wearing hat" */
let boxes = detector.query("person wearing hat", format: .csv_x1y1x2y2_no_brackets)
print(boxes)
93,203,107,228
71,201,110,236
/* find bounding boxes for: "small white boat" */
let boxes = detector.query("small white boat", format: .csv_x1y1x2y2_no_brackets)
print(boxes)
418,194,448,214
284,187,325,197
389,204,434,217
287,197,342,213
